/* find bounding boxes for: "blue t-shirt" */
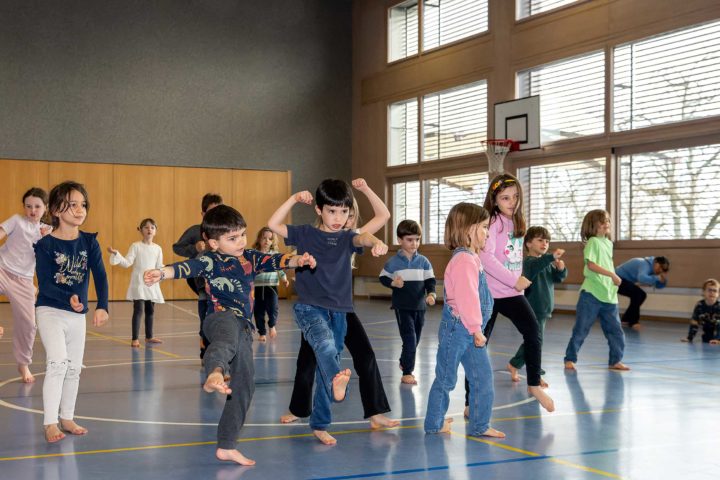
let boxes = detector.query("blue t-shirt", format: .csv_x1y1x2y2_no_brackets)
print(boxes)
34,231,109,314
285,224,362,312
172,249,291,326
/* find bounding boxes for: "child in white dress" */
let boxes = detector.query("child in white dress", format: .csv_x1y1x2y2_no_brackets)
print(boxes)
108,218,164,347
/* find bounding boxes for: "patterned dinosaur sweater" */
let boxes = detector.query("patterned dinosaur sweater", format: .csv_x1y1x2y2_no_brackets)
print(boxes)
171,249,292,326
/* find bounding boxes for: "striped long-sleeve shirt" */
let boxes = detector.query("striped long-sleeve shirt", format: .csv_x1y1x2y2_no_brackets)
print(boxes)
379,250,436,311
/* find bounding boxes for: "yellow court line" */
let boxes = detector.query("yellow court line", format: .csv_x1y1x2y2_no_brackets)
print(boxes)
86,331,182,359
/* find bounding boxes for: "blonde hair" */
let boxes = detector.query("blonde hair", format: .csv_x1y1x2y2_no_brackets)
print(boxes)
444,202,490,250
580,209,611,243
702,278,719,290
253,227,278,251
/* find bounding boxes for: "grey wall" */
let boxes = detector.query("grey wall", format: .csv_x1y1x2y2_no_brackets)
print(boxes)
0,0,351,224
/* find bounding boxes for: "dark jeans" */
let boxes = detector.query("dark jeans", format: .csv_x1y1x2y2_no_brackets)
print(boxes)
465,295,542,405
202,310,255,450
253,286,279,335
618,279,647,326
395,309,425,375
131,300,155,340
198,299,209,359
288,312,391,419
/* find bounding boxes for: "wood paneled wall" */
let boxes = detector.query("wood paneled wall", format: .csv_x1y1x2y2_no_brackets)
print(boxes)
0,159,291,302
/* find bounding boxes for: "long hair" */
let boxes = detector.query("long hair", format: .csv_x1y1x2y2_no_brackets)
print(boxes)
580,209,611,243
48,181,89,229
22,187,50,225
483,173,526,238
253,227,278,251
444,202,490,251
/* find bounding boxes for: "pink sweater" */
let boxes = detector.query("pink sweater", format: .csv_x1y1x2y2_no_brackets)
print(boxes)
444,251,484,334
479,214,524,299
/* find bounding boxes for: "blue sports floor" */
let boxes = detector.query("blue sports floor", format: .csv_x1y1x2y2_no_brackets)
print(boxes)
0,299,718,480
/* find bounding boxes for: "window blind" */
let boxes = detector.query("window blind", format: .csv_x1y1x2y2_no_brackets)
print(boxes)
516,0,580,20
424,171,488,244
423,0,488,51
388,99,419,166
392,181,422,243
388,1,419,62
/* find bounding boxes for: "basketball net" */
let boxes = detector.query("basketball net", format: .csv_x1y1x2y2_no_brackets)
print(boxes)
482,139,515,177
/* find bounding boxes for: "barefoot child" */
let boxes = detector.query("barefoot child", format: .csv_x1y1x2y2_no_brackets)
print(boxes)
108,218,165,347
0,187,52,383
34,181,109,443
251,227,289,342
379,219,436,385
268,179,388,445
682,278,720,344
507,226,567,385
144,205,314,465
564,210,629,371
424,203,504,439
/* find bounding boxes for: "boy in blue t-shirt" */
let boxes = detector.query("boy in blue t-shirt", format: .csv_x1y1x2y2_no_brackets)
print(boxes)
379,219,436,385
268,178,388,445
145,205,314,466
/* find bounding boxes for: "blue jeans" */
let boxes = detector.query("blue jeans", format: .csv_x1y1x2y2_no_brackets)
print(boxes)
292,303,347,430
425,304,494,436
564,291,625,365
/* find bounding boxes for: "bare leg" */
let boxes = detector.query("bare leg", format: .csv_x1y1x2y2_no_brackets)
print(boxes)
540,377,549,388
369,414,400,429
216,448,256,466
313,430,337,445
332,369,351,402
204,368,232,395
506,363,520,383
60,418,88,435
280,412,299,424
257,335,267,343
528,386,555,412
18,364,35,383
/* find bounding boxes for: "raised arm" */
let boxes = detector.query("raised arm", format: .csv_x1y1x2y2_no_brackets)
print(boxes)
268,191,313,239
352,178,390,235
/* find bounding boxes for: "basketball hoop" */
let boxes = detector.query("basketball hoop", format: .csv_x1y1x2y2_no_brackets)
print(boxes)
482,139,517,174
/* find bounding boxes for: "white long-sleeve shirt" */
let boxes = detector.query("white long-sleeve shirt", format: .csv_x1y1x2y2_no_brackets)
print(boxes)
110,241,165,303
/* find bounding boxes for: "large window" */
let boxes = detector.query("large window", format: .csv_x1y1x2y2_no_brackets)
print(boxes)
388,99,419,166
516,0,581,19
619,144,720,240
517,51,605,143
388,1,419,63
392,171,488,244
518,159,606,242
613,20,720,132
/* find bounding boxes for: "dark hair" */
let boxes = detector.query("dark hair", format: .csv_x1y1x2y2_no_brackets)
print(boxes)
444,202,490,250
483,173,526,238
580,209,610,242
524,226,551,248
48,181,89,229
138,218,157,230
201,204,247,240
654,256,670,272
22,187,48,205
201,193,224,213
315,179,353,210
397,219,421,238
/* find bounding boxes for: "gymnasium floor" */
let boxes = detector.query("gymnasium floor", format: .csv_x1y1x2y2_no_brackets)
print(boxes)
0,299,717,480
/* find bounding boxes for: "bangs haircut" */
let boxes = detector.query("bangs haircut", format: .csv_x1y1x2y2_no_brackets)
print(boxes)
524,226,551,247
201,205,247,241
253,227,278,250
444,202,489,250
48,181,89,229
580,209,610,243
397,219,422,238
483,173,526,238
138,218,157,230
315,179,354,209
22,187,48,205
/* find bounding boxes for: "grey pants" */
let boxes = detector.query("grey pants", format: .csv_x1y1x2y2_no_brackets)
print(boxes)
202,310,255,450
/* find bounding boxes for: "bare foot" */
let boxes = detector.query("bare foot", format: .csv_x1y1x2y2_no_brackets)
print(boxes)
332,369,351,402
564,361,576,370
44,424,65,443
369,414,400,429
528,385,555,412
18,364,35,383
258,335,267,343
439,417,453,433
400,374,417,385
60,419,88,435
463,406,469,419
480,427,506,438
540,377,549,389
631,324,642,331
145,338,163,344
681,338,690,342
507,363,520,382
131,339,140,348
204,370,232,394
280,413,299,424
609,362,630,371
216,448,256,466
313,430,337,445
268,327,277,339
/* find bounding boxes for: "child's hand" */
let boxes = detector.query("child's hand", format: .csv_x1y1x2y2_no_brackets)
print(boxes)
351,178,368,191
474,331,487,347
514,276,532,291
554,259,565,270
93,309,109,327
294,191,313,205
0,325,4,338
195,240,206,253
611,273,622,286
296,252,316,268
391,275,404,288
107,246,119,255
426,294,436,306
552,248,565,259
40,226,52,236
283,278,290,288
371,241,388,257
144,269,162,286
69,295,84,313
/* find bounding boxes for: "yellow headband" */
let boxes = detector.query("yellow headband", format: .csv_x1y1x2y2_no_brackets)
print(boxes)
492,178,516,192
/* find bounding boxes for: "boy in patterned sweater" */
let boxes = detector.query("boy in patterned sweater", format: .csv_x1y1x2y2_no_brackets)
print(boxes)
380,220,436,385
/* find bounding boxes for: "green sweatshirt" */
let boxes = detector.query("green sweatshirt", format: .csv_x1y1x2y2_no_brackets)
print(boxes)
523,253,568,320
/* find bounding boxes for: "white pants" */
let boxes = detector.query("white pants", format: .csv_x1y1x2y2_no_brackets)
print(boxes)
36,306,86,426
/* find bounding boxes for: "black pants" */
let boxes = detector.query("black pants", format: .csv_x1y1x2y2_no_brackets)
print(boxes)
618,279,647,326
465,296,542,405
288,311,391,419
202,310,255,450
198,299,209,359
687,321,716,343
395,309,425,375
253,286,279,335
131,300,155,340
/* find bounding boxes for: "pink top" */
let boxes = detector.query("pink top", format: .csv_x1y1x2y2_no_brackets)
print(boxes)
479,214,524,299
444,250,484,334
0,214,47,279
